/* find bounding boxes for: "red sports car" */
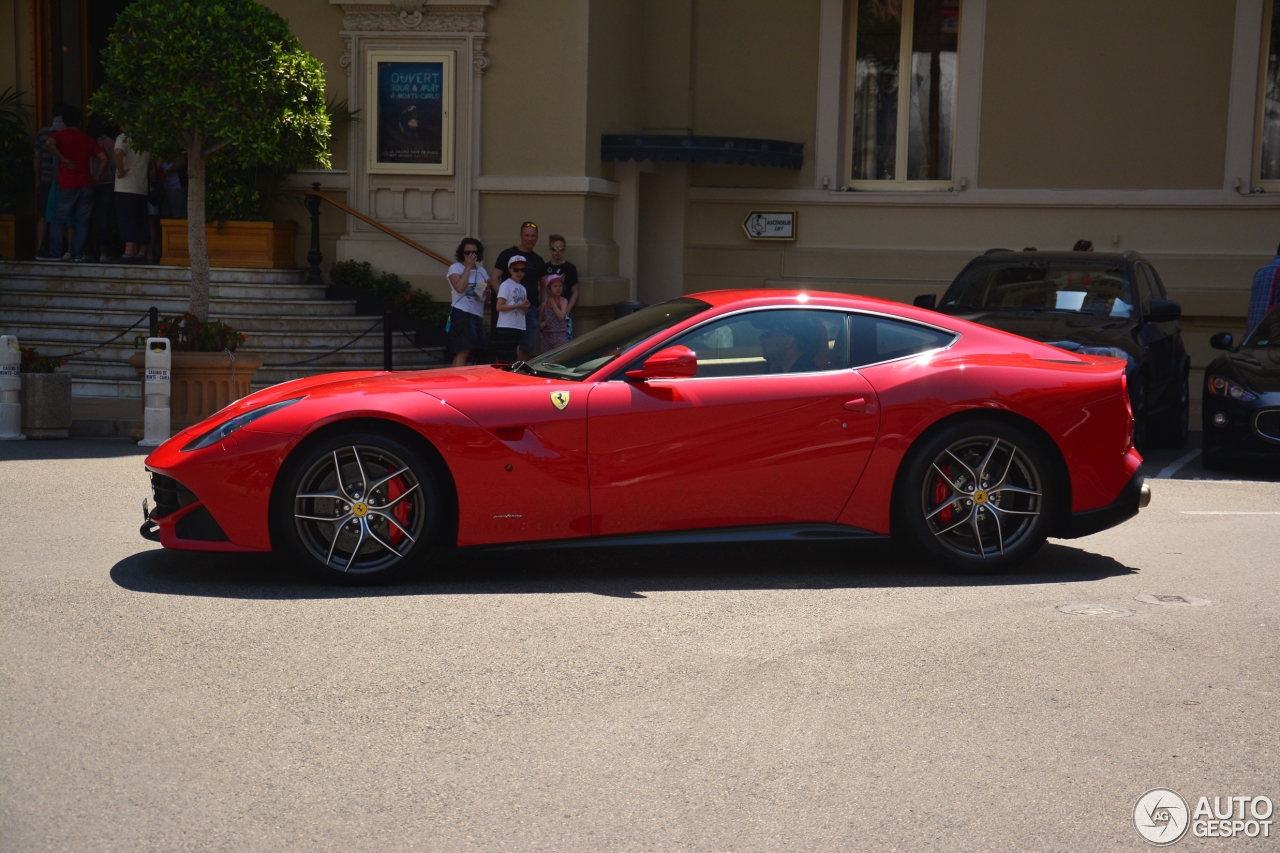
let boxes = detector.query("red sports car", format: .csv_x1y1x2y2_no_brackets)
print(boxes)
141,290,1148,581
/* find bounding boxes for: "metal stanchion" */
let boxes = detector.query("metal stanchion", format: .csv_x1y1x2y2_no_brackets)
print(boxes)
0,335,24,441
138,337,171,447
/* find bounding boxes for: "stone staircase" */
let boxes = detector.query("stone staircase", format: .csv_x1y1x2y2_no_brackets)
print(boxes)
0,260,445,435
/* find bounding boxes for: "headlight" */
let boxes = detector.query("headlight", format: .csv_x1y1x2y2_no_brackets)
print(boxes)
1207,376,1256,402
181,397,305,451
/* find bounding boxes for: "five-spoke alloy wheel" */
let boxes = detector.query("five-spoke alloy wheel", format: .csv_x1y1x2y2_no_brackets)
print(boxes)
275,430,438,582
896,418,1060,572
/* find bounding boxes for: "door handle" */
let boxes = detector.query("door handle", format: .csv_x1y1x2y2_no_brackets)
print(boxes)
844,397,875,413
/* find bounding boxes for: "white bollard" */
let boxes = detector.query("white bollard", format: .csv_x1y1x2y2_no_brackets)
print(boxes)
138,337,171,447
0,335,25,441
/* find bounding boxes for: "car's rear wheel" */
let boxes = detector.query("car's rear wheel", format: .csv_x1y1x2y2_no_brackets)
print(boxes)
275,430,438,583
895,419,1061,573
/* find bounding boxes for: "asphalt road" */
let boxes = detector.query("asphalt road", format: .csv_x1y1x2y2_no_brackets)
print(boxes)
2,438,1277,852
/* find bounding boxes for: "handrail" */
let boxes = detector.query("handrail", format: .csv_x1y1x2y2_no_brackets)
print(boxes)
303,185,452,268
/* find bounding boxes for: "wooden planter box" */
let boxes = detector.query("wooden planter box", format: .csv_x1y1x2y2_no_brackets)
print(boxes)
0,214,37,260
160,219,296,269
20,372,72,438
129,350,264,434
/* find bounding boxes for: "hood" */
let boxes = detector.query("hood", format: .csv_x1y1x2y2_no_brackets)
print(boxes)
1207,348,1280,394
946,310,1141,362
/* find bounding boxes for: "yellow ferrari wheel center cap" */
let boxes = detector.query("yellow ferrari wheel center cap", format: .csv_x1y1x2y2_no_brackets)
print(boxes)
352,502,369,517
973,490,988,505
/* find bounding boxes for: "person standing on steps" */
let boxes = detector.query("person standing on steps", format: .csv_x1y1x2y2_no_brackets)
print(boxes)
494,256,531,363
38,105,107,263
543,234,579,340
446,237,490,367
491,222,545,361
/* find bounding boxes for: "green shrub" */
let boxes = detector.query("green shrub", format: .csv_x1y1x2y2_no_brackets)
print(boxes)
20,348,65,373
156,314,247,352
330,260,450,329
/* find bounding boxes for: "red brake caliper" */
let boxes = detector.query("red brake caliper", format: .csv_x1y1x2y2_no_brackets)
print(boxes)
385,476,411,547
932,466,953,527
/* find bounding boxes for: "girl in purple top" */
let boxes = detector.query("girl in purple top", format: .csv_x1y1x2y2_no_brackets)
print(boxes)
540,275,570,350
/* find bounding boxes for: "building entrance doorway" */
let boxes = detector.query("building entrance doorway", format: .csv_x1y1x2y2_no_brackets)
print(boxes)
31,0,132,125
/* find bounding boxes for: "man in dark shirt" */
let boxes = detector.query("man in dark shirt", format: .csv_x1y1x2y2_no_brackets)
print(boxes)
39,105,107,262
543,233,580,339
492,221,546,360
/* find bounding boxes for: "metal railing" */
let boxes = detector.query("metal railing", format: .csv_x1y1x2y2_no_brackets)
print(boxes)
302,183,451,284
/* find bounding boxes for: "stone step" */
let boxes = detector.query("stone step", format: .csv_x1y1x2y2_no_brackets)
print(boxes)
0,259,308,284
12,322,442,356
0,297,364,322
0,279,334,303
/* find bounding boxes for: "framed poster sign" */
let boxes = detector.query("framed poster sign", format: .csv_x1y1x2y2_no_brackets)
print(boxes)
366,50,455,175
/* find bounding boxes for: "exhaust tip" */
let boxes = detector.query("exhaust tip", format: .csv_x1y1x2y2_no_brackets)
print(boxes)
1139,483,1151,509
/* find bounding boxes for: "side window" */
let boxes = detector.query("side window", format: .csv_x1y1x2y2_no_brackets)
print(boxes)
1146,264,1168,299
671,310,849,378
1136,265,1158,315
848,314,956,367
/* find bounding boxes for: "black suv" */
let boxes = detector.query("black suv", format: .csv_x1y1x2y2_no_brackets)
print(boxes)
915,250,1189,450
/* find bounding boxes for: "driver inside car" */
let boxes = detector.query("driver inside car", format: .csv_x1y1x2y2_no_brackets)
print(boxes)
755,315,828,374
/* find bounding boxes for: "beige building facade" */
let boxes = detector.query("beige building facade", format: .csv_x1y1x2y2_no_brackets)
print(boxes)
5,0,1280,411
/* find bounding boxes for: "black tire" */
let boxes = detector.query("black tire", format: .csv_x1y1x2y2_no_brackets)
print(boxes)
893,418,1062,573
273,429,439,584
1150,371,1189,449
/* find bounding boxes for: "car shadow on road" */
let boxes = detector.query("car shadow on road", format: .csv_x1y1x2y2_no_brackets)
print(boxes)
110,539,1137,601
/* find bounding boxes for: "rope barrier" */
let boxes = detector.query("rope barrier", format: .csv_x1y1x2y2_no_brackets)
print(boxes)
397,328,448,357
52,314,149,360
261,317,385,368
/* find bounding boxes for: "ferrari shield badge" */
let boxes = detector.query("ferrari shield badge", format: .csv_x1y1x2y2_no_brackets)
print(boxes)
550,390,570,410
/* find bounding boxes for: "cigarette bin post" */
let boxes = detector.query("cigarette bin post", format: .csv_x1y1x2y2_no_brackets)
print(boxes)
0,335,24,441
138,337,171,447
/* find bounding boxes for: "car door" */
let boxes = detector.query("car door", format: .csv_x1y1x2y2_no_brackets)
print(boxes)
585,309,881,536
1136,263,1175,406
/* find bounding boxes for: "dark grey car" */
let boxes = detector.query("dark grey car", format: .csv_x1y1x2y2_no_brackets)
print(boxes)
915,250,1190,450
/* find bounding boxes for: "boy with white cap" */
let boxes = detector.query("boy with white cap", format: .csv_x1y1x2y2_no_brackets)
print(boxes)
494,255,531,362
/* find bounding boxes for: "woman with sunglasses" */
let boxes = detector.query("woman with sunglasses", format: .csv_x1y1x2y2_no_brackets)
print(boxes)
447,237,490,366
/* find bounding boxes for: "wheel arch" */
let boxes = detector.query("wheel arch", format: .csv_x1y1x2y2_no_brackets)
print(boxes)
888,407,1073,539
267,415,460,551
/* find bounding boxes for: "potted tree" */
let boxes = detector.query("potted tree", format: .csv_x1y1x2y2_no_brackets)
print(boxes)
0,87,35,259
91,0,329,313
19,348,71,439
128,315,262,433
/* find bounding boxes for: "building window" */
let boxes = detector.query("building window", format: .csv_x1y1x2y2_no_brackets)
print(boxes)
1260,2,1280,185
847,0,959,189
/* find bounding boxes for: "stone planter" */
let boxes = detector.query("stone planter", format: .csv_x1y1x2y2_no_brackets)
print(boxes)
129,350,264,434
160,219,297,269
20,372,72,438
0,214,37,260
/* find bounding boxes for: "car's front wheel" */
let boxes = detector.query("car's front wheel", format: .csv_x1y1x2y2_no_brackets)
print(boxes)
894,419,1062,573
274,430,439,583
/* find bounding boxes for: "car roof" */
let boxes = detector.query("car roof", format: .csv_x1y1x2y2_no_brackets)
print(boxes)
683,288,923,313
970,250,1140,264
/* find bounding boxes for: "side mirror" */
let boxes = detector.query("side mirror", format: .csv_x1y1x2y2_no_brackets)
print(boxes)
625,345,698,381
1209,332,1233,350
913,294,937,310
1145,299,1181,324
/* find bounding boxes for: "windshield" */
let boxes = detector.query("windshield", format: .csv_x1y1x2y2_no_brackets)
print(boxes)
943,261,1135,317
1244,307,1280,348
523,298,710,380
